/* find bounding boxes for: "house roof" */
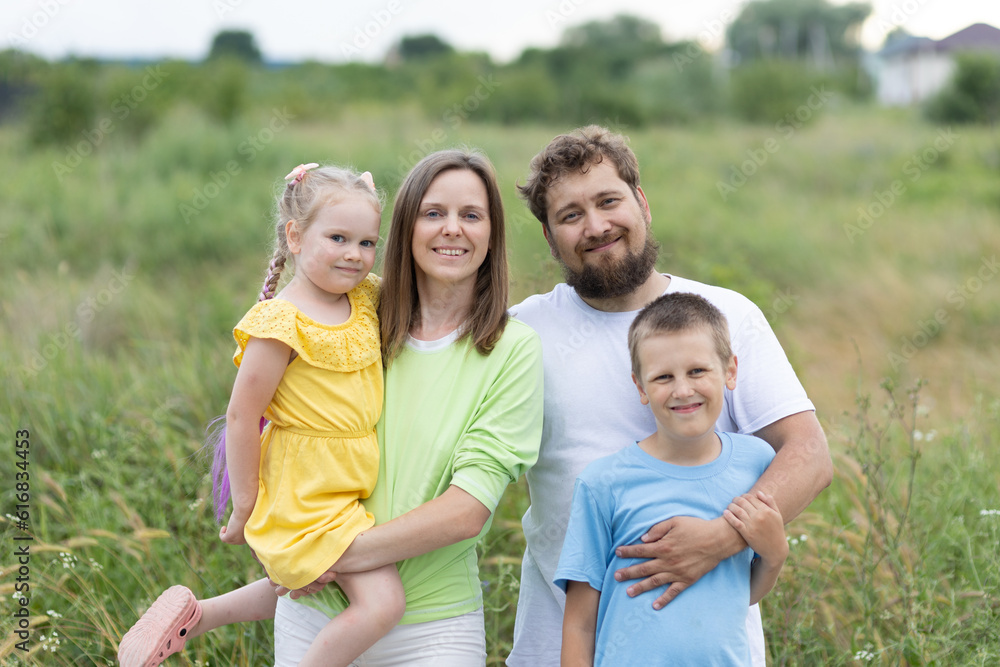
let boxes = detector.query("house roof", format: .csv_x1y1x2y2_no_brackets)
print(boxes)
879,22,1000,58
936,23,1000,53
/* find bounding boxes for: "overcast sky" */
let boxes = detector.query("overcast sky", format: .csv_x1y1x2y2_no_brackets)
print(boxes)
4,0,1000,63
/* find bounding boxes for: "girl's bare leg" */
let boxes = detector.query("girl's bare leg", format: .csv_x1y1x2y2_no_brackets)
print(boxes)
190,577,278,639
298,564,405,667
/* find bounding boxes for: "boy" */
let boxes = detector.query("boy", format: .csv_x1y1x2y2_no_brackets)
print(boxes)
554,293,789,666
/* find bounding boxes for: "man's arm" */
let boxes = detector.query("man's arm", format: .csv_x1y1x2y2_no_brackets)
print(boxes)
614,410,831,608
562,581,599,667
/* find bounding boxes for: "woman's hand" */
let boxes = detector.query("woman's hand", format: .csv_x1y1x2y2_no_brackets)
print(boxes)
271,571,338,599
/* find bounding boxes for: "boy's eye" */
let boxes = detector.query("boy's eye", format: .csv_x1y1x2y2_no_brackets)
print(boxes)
330,234,345,242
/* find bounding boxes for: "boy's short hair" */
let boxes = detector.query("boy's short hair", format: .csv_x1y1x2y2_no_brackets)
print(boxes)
628,293,733,379
517,125,642,227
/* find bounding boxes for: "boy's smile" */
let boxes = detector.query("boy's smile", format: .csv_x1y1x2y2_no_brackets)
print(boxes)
632,326,738,464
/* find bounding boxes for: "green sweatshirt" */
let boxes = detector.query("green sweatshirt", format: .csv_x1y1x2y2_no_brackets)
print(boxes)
301,318,543,624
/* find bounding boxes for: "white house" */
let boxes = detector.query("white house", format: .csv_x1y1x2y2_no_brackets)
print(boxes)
874,23,1000,106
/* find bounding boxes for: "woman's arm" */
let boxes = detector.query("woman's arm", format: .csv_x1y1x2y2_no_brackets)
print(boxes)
330,485,491,572
276,485,490,597
561,581,599,667
220,336,289,544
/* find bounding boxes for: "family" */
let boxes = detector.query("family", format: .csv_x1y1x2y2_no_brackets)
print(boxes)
118,125,832,666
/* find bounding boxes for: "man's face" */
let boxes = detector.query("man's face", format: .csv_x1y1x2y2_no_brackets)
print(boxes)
542,160,658,300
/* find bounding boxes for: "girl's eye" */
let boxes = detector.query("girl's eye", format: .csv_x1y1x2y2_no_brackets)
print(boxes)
330,234,345,242
360,240,375,248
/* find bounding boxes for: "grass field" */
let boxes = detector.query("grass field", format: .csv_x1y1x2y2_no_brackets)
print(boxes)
1,101,999,665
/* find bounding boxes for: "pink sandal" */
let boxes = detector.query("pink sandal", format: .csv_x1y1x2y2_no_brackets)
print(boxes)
118,585,202,667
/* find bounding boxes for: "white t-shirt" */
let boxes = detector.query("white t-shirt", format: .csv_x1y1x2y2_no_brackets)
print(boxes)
507,274,816,667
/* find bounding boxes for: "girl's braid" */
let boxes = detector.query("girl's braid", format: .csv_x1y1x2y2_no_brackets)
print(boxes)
258,250,287,301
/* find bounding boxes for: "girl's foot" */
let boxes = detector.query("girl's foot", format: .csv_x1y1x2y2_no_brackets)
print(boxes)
118,585,202,666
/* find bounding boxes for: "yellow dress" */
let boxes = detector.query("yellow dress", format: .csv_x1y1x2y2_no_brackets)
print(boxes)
231,274,382,590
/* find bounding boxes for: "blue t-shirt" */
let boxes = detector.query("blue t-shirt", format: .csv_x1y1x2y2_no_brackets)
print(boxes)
553,432,775,666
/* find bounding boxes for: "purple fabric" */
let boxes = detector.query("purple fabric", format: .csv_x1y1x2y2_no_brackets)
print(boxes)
210,415,266,523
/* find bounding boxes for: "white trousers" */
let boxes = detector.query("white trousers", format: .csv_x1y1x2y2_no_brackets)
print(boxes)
273,596,487,667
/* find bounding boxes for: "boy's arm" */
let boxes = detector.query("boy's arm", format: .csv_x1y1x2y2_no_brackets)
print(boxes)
723,490,789,605
562,580,600,667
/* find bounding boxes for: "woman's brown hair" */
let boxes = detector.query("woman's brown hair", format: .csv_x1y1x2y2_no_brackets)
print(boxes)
379,149,509,364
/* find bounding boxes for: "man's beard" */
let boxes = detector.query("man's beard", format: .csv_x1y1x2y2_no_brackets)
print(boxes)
557,230,660,300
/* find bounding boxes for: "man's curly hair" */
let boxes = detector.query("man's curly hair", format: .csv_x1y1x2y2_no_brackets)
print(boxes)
517,125,641,227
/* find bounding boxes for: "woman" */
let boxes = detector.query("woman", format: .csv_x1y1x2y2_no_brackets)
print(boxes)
273,149,544,666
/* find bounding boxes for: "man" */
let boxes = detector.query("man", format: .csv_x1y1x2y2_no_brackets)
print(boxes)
507,126,832,666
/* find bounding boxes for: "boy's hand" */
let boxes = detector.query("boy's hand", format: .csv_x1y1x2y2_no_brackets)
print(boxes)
220,512,249,546
723,491,788,562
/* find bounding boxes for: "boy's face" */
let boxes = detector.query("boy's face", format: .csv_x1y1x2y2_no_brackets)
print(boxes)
632,327,737,444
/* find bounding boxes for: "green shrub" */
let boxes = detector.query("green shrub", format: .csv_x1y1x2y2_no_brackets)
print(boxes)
926,53,1000,125
27,61,98,146
729,59,832,123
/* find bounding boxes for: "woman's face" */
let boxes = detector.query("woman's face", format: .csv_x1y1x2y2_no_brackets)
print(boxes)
411,168,491,292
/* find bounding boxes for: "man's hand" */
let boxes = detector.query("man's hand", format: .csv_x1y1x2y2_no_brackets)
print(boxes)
612,515,745,609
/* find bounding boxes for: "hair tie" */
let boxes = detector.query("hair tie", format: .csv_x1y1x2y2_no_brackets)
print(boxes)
285,163,319,186
360,171,376,192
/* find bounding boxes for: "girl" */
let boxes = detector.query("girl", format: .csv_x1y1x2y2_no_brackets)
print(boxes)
118,163,405,667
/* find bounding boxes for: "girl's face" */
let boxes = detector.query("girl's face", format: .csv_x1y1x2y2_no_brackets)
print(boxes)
288,194,380,298
410,169,491,292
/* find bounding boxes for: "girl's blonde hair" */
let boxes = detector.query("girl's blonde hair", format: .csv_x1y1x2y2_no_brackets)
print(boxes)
257,165,383,302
